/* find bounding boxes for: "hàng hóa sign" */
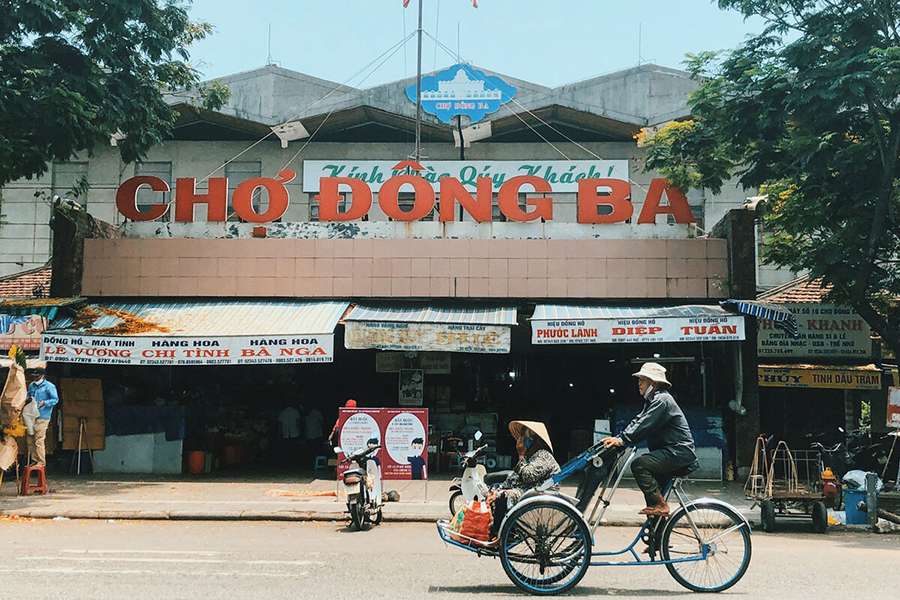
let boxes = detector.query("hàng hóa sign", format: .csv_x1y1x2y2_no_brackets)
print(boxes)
40,334,334,365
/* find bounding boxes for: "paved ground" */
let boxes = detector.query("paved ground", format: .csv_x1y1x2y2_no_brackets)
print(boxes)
1,519,896,600
0,473,756,525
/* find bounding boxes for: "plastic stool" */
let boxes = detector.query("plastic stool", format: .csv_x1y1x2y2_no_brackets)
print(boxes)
313,455,328,473
20,464,48,496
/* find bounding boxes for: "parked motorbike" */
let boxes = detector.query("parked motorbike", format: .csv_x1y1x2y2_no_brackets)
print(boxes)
448,431,512,516
335,444,383,530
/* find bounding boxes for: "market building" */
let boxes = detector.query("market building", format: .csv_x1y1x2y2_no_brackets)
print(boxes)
1,63,778,477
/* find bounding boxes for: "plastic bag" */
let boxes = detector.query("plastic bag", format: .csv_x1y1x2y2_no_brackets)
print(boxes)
459,500,493,543
842,470,883,493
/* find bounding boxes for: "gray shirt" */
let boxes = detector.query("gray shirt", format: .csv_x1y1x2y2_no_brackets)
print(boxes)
619,389,696,454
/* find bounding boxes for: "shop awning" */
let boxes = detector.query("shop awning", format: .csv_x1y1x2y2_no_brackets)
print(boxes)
343,303,517,353
1,298,83,352
530,304,746,345
41,300,350,366
720,299,799,338
758,364,883,390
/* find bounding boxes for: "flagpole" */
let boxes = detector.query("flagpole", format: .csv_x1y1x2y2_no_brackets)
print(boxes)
414,0,424,162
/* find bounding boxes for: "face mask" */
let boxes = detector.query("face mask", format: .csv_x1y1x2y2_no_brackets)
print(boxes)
523,435,534,450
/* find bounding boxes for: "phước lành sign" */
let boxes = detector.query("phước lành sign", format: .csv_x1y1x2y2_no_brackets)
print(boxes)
40,333,334,365
531,315,746,345
345,321,510,353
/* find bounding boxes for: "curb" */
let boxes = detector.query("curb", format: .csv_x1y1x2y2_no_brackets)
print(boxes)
1,509,759,527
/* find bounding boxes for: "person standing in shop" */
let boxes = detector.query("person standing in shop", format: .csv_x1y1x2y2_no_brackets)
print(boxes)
26,362,58,467
327,398,356,449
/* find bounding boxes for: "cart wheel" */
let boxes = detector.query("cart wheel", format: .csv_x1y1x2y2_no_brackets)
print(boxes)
812,501,828,534
760,500,776,532
499,500,591,595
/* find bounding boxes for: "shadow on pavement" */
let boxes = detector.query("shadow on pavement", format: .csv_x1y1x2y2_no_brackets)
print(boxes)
427,584,693,596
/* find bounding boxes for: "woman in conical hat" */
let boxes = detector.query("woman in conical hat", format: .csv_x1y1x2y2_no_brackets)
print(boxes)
488,420,560,541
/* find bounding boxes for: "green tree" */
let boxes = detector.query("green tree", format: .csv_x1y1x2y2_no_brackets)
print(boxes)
0,0,228,186
639,0,900,355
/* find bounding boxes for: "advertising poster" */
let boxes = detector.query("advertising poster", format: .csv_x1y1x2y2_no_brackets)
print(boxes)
888,387,900,429
337,408,428,481
399,369,424,407
1,314,48,351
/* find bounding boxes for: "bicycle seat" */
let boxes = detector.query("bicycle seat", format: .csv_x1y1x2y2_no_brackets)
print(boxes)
671,460,700,478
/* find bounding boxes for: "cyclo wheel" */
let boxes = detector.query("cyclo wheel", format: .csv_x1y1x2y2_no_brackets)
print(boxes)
498,499,591,596
661,502,752,593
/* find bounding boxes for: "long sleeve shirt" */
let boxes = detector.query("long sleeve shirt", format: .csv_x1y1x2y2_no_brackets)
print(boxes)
619,389,696,454
28,379,59,421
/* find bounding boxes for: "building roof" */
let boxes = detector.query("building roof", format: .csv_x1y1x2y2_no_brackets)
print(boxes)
0,264,52,299
758,276,832,304
168,63,698,143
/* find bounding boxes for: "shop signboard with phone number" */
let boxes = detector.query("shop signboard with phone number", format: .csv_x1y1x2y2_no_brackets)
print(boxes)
531,316,745,344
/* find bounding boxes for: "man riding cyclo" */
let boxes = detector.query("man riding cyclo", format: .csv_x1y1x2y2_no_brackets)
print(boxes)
601,362,699,517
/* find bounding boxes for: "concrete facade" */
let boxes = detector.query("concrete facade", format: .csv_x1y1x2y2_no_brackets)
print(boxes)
83,237,729,300
0,62,769,286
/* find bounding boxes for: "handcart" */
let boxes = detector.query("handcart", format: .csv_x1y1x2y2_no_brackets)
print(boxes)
437,442,752,595
746,438,829,533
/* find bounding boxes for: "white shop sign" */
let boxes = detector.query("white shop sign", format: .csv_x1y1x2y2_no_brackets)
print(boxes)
40,334,334,365
532,316,746,345
302,160,629,193
345,321,510,353
757,303,871,359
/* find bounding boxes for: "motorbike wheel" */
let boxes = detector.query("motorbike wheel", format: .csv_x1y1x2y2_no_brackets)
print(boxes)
348,499,363,531
449,490,464,517
760,500,776,533
811,501,828,534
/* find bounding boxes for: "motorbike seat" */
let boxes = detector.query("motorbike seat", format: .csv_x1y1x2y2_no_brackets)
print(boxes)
484,470,513,485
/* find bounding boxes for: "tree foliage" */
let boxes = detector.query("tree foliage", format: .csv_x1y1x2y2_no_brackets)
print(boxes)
639,0,900,353
0,0,228,186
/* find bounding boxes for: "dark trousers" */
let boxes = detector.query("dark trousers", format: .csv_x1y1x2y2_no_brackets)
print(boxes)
630,448,696,504
490,493,509,538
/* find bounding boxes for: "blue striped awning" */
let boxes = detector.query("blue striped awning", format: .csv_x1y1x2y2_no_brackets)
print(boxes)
345,303,517,326
49,300,350,336
720,299,799,338
531,304,732,321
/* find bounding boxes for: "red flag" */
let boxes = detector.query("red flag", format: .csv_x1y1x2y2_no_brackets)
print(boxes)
402,0,410,6
472,0,478,6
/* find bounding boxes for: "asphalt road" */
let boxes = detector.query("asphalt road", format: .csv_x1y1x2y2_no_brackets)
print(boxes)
3,518,897,599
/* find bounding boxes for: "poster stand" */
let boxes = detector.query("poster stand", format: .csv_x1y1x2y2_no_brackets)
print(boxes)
69,417,95,475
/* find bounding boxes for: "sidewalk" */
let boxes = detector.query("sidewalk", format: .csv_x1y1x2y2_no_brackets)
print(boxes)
0,473,758,525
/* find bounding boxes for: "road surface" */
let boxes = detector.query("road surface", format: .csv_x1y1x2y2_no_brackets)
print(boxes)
3,518,896,599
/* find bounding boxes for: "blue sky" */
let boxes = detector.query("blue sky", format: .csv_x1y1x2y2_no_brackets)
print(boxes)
187,0,766,87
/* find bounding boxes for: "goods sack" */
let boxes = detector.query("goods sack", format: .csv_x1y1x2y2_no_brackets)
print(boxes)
458,500,492,543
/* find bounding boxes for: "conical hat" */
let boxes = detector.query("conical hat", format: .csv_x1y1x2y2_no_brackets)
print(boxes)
509,421,553,453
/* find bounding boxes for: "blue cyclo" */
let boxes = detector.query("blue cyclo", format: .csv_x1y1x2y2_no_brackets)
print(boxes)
437,442,751,595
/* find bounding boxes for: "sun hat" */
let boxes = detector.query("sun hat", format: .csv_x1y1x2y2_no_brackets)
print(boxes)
509,421,553,453
632,362,671,386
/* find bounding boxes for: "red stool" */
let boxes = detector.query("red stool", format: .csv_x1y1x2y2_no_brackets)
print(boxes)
20,464,48,496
